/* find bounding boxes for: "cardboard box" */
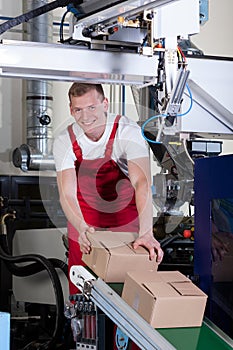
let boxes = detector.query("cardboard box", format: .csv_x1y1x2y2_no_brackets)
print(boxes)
82,231,158,282
122,270,207,328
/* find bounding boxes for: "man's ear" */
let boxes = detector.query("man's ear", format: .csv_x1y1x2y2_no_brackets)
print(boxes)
69,102,73,116
103,97,109,111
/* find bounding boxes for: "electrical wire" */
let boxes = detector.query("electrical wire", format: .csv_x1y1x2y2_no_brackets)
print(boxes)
59,4,83,43
0,0,83,35
177,45,187,63
176,83,193,117
59,10,69,43
122,85,126,116
142,44,191,138
177,46,183,65
141,82,193,144
141,114,166,144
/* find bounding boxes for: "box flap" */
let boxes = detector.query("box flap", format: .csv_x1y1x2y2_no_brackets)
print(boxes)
124,243,152,255
86,231,138,249
170,281,207,296
143,282,180,297
142,280,207,298
87,231,153,257
108,243,151,256
158,271,190,283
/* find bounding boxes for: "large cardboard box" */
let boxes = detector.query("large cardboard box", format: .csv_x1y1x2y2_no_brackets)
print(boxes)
82,231,158,282
122,270,207,328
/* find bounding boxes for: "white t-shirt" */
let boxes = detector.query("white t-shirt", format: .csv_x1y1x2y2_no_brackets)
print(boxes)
53,113,149,176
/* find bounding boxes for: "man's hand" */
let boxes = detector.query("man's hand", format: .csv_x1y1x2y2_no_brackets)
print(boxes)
78,226,95,254
133,232,164,263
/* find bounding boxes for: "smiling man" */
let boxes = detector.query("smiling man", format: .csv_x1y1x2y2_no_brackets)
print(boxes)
53,82,163,294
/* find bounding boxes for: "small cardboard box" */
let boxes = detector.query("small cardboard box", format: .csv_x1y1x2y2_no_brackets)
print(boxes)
82,231,158,282
122,270,207,328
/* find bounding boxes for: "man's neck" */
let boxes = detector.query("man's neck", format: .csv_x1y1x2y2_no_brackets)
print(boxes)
85,125,105,142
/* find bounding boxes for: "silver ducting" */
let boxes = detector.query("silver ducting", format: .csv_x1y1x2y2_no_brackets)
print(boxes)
13,0,55,171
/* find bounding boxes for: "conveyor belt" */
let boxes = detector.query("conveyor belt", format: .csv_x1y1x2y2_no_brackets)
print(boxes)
109,283,233,350
70,266,233,350
158,318,233,350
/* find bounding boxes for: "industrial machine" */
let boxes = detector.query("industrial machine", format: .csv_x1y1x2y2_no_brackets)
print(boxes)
0,0,233,349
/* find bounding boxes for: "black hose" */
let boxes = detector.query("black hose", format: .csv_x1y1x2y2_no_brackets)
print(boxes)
0,218,68,350
160,233,183,249
0,245,65,349
0,234,68,277
0,0,82,35
4,255,68,278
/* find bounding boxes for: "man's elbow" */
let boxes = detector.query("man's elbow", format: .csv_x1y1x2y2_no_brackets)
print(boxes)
133,179,151,193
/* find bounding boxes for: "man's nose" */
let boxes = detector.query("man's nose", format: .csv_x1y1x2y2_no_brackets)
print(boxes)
81,108,89,118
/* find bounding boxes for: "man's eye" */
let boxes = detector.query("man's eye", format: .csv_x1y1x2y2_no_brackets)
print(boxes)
88,106,96,111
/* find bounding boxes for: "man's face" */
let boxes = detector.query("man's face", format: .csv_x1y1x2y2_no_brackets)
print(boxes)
70,89,108,136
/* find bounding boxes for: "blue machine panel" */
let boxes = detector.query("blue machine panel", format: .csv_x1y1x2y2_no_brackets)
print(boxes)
194,154,233,340
0,312,10,350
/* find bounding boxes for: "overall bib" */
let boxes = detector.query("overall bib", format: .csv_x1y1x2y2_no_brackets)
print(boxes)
67,115,139,294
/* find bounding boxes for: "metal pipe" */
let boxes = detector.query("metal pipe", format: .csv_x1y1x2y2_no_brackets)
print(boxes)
13,0,55,171
0,212,16,235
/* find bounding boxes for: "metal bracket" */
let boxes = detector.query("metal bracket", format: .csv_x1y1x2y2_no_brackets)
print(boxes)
166,68,190,117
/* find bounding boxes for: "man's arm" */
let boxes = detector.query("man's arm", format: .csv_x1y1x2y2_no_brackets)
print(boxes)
56,168,93,253
128,157,164,263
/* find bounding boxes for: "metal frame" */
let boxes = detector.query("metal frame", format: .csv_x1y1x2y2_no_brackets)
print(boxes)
70,266,175,350
90,279,176,350
73,0,180,28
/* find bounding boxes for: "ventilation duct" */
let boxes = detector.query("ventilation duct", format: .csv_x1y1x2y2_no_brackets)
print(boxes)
13,0,55,171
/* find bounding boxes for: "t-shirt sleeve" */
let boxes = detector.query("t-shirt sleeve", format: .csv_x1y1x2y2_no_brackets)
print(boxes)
53,130,76,171
117,116,149,160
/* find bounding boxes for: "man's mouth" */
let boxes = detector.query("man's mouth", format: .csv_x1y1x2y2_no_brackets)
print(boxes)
81,120,95,126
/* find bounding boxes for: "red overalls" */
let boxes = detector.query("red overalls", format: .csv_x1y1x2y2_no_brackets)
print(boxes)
68,115,140,349
67,115,139,294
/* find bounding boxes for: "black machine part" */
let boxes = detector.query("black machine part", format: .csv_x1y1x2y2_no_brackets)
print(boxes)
0,217,68,349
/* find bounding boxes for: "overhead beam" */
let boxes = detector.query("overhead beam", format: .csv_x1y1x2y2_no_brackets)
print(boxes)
0,40,158,85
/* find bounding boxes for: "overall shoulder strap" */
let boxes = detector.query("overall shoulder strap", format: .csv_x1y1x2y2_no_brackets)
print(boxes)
105,115,121,158
67,124,83,161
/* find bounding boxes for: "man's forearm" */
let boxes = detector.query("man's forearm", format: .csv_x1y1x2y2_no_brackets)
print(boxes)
60,194,87,232
135,182,153,236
